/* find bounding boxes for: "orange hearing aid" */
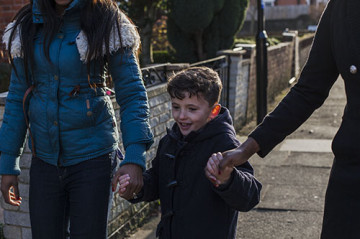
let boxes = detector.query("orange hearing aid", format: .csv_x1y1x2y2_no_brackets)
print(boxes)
210,104,221,118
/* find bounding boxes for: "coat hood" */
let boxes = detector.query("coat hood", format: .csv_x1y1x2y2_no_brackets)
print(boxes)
168,107,236,143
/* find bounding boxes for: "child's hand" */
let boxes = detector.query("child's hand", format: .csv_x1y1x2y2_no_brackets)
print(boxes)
205,152,234,187
117,174,131,197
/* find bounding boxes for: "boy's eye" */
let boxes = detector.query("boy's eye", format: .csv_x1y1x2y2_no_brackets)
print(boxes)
189,108,197,111
172,105,179,110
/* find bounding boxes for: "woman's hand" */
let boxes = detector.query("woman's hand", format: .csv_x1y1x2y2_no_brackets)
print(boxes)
219,137,260,170
1,175,22,206
112,164,143,200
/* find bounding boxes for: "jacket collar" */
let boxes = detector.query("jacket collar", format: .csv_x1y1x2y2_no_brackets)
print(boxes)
32,0,87,23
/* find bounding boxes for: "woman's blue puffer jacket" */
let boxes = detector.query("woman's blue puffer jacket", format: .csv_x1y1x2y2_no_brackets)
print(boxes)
0,0,153,175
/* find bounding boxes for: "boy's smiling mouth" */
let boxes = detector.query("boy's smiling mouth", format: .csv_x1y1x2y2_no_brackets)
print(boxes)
178,122,191,130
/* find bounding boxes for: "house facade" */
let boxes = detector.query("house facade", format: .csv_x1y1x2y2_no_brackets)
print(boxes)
276,0,308,5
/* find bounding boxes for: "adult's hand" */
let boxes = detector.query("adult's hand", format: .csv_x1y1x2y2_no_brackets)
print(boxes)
1,175,21,206
112,164,143,200
219,137,260,170
205,152,234,187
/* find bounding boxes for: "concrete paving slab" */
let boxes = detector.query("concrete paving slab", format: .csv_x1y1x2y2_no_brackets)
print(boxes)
279,139,332,153
237,210,323,239
249,151,291,167
250,151,333,168
259,184,326,211
284,152,333,168
254,166,330,187
289,125,339,140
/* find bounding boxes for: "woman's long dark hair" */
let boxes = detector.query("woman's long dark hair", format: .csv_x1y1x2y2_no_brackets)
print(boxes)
6,0,136,86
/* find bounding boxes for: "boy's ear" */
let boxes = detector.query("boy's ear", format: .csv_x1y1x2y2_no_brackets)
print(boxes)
210,104,221,119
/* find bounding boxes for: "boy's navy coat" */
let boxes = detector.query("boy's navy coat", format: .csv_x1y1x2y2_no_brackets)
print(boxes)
249,0,360,237
134,107,262,239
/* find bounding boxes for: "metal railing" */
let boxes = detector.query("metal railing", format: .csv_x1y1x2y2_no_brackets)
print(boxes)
141,63,170,87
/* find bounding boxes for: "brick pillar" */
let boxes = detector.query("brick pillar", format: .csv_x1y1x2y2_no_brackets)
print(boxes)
217,48,248,130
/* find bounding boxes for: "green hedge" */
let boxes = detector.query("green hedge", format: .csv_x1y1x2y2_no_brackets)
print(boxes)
234,36,281,46
152,50,176,64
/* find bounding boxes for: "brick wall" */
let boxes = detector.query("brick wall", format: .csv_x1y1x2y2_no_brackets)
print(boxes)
0,0,28,35
0,0,28,61
242,33,313,123
267,42,294,100
299,34,314,71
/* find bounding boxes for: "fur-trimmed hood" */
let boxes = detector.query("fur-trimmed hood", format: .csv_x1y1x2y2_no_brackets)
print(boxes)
2,0,140,61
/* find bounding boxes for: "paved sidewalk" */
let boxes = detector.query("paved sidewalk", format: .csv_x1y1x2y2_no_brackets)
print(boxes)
131,78,346,239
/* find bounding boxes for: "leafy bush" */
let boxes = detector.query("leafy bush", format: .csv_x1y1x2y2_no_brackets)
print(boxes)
267,37,281,46
152,16,170,51
234,36,281,46
167,0,249,63
234,37,256,45
152,50,176,63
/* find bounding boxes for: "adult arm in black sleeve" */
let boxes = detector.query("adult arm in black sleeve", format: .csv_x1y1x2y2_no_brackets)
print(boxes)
250,0,339,157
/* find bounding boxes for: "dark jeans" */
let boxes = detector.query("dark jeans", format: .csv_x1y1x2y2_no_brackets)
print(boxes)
29,154,115,239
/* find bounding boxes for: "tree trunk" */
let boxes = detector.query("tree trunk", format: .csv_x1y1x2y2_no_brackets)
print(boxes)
249,6,257,36
195,30,205,61
140,22,153,66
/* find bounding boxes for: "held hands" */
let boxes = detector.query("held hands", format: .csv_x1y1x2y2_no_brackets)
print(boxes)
205,152,234,187
116,174,131,196
1,175,22,206
205,137,260,186
218,137,260,170
111,163,143,200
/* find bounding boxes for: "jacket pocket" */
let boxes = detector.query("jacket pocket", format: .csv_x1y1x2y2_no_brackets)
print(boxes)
86,95,115,126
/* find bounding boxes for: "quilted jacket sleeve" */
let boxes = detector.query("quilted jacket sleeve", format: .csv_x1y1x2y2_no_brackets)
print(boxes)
109,49,154,170
0,58,29,175
214,162,262,212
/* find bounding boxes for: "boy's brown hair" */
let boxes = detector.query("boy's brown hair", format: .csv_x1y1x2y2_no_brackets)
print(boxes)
167,66,223,106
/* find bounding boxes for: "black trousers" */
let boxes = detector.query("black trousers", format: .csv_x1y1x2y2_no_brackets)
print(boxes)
321,158,360,239
29,154,115,239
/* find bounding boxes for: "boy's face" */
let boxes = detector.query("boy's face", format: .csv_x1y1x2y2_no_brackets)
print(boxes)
171,92,214,136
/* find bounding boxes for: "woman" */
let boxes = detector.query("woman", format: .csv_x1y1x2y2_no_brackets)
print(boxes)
0,0,153,238
210,0,360,238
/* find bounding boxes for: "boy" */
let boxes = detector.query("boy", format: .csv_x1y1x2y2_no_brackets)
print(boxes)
114,67,262,239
